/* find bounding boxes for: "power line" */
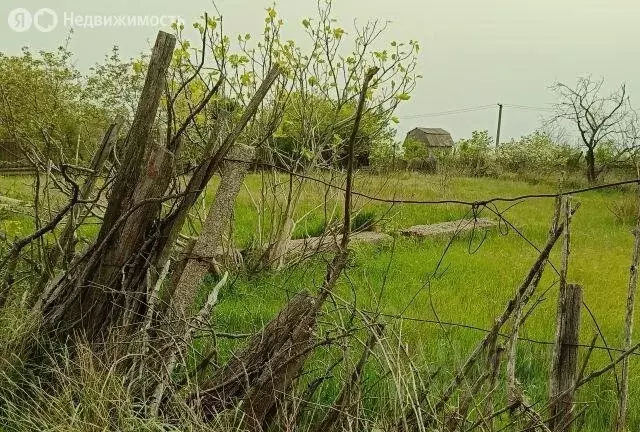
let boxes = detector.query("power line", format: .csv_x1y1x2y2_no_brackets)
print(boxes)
398,105,495,119
397,103,555,120
503,104,555,112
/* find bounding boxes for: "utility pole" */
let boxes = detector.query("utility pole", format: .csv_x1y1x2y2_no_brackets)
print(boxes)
495,103,503,150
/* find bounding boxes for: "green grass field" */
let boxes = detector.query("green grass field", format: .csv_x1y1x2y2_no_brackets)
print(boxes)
1,171,639,429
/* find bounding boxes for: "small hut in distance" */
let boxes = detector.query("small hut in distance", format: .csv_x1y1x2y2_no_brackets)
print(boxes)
404,127,455,157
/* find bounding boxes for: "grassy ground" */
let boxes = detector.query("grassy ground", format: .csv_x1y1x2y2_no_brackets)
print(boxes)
1,171,639,429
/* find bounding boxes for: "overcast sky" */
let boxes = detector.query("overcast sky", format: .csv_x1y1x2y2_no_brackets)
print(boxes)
1,0,638,142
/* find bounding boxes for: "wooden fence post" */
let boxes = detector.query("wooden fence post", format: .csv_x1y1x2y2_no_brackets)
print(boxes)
549,283,583,431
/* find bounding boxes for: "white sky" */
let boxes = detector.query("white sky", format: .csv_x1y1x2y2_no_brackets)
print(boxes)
1,0,638,142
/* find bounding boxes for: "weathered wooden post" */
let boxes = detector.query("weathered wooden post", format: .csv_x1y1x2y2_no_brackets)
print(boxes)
40,31,177,340
549,283,583,431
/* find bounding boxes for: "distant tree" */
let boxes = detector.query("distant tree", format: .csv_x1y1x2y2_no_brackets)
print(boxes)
0,43,136,167
83,46,146,123
497,131,579,174
456,129,493,152
275,93,395,168
0,46,85,163
551,76,639,183
454,130,494,176
402,136,428,162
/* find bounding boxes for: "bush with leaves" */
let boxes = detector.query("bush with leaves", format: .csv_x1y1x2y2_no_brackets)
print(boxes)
83,46,146,124
402,137,428,169
0,42,147,168
369,139,401,172
452,130,495,176
0,46,96,165
497,131,579,175
274,94,396,169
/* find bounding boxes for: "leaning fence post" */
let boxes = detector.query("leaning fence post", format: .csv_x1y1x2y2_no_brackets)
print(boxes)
549,283,583,431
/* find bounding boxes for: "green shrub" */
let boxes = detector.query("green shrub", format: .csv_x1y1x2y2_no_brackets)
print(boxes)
453,130,496,176
438,130,587,180
497,131,578,175
595,141,618,168
402,137,428,162
369,141,402,173
351,209,378,232
292,210,378,237
292,217,331,239
401,138,446,173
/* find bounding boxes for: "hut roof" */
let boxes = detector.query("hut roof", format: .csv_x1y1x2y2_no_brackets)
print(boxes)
406,127,454,148
416,127,450,135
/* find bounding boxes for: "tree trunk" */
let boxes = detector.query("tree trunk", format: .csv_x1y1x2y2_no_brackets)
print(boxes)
585,147,596,184
263,172,301,271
